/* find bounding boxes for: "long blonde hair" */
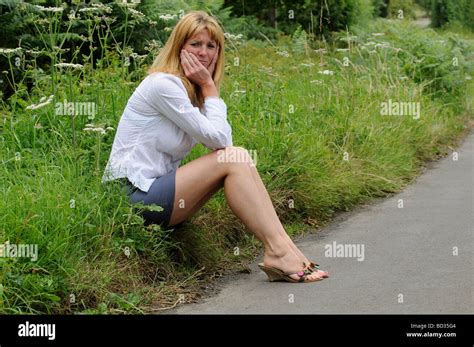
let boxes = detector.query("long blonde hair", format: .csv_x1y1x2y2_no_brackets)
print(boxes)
148,11,225,109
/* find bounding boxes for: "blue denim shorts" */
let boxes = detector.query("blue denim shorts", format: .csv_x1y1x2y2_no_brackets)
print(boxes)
121,170,177,229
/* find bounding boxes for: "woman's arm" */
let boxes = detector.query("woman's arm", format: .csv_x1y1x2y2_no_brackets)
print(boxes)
180,48,219,98
146,74,232,150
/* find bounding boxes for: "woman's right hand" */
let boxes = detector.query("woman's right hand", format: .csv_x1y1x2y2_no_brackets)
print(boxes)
180,49,215,88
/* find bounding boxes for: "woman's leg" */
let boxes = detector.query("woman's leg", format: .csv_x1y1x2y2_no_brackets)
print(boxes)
168,146,324,281
247,161,329,277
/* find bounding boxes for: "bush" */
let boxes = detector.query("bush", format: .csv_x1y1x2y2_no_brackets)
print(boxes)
387,0,417,19
224,0,374,39
431,0,474,31
373,0,390,17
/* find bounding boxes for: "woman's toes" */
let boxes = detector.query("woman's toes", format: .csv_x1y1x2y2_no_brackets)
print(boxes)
318,270,329,277
306,272,324,282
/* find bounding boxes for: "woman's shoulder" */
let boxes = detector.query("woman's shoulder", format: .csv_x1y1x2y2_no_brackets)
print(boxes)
144,72,186,92
147,71,183,83
136,72,188,105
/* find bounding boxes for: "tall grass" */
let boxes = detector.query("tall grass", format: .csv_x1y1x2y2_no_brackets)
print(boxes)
0,11,472,313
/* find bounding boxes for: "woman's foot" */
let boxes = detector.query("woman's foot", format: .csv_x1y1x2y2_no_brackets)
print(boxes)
263,248,325,282
283,236,329,278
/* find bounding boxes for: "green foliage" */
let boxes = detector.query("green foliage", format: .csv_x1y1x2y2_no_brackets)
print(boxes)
0,2,473,314
388,0,417,19
0,0,255,99
373,0,390,17
223,0,375,39
414,0,432,11
431,0,474,31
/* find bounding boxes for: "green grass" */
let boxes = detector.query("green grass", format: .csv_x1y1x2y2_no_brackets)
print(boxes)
0,18,473,314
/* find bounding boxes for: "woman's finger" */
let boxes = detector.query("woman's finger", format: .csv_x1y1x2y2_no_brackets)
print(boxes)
183,50,197,69
187,51,203,68
208,46,219,74
180,51,192,75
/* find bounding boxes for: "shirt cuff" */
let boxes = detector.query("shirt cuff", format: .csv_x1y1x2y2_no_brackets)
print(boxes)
204,96,224,103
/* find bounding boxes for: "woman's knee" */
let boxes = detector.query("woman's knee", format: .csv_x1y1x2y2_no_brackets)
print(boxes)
215,146,255,170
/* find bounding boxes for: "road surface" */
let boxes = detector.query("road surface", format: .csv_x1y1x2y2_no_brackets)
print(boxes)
171,131,473,314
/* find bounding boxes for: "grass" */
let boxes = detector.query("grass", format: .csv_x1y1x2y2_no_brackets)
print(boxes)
0,17,473,314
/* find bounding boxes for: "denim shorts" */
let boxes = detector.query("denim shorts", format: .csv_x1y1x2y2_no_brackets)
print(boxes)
120,170,177,229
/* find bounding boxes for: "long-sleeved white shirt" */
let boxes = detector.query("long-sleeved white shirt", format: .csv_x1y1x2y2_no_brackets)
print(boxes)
101,72,233,192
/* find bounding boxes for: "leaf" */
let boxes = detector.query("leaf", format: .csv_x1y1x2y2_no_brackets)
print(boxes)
134,202,164,212
43,293,61,302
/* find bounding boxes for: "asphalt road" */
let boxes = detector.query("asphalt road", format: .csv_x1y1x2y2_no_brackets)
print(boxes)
171,131,473,314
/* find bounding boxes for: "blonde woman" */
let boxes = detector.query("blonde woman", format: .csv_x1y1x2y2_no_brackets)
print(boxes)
102,11,329,283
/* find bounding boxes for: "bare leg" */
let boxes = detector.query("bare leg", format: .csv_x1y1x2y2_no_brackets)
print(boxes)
168,146,324,282
247,163,329,277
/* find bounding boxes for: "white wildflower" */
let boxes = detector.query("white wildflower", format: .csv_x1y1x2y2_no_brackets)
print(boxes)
318,70,334,75
52,46,70,53
128,8,145,19
374,42,390,49
84,123,114,135
84,127,106,135
26,50,42,57
55,63,84,70
339,36,358,42
68,10,77,20
26,95,54,110
144,40,161,52
230,90,246,98
159,14,178,21
277,51,290,57
224,33,243,40
0,47,22,55
116,0,140,8
34,5,64,13
78,8,94,13
91,3,112,14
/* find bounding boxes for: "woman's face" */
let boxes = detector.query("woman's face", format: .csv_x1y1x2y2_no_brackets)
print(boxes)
182,29,218,68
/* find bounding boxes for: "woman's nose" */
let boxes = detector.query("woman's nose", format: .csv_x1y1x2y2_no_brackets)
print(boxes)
197,49,206,57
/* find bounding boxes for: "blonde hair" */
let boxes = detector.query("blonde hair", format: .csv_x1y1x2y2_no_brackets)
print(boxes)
148,11,225,109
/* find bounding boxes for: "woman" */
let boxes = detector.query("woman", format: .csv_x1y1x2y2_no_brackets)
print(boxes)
102,11,329,283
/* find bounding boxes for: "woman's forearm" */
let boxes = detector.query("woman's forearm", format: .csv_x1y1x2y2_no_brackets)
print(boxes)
200,80,219,98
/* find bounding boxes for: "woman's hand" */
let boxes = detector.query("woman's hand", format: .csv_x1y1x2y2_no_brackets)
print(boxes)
207,46,219,77
180,47,219,87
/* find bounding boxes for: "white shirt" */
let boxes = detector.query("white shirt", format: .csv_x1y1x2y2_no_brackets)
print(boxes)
101,72,233,192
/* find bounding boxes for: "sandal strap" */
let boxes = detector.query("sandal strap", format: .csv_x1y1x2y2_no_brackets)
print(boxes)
287,267,314,282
